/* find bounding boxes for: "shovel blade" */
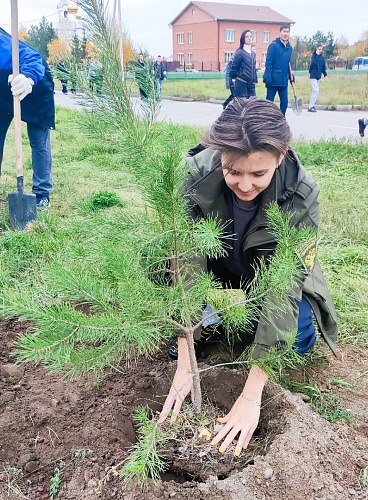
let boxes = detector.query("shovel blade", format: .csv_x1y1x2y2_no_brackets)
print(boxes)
8,191,37,230
292,97,303,115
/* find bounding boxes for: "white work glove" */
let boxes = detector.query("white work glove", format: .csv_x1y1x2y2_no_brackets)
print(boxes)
8,74,34,101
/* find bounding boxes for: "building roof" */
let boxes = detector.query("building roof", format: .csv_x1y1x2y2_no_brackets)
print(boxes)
327,56,347,62
170,1,294,26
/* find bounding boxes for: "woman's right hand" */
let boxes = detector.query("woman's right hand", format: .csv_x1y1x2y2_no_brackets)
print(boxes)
158,337,193,423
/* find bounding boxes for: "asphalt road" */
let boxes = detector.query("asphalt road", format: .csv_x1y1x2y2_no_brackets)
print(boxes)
54,89,367,142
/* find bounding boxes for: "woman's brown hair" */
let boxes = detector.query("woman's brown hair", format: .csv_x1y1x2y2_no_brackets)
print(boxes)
204,98,291,163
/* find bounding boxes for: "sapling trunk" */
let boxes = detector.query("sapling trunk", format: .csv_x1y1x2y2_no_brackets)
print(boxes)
185,329,202,414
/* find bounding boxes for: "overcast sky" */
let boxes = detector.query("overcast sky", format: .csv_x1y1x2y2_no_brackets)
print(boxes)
2,0,367,57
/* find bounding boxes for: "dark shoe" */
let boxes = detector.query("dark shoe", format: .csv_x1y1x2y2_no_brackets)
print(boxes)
168,324,223,360
358,119,366,137
36,197,50,210
308,107,317,112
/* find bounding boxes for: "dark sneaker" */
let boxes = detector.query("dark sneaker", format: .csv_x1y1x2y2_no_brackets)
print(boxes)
358,119,366,137
36,197,50,210
168,324,223,360
308,107,317,112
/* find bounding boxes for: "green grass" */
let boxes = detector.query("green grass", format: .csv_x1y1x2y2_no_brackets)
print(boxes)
157,73,368,106
284,380,353,424
0,106,367,356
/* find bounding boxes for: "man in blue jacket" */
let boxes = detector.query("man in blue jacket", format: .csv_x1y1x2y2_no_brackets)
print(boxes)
0,27,54,209
308,44,328,112
263,25,293,115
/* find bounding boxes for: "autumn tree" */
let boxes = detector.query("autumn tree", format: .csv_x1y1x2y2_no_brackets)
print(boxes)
290,36,310,70
18,25,29,42
121,31,135,70
27,16,58,59
337,36,356,61
47,38,70,65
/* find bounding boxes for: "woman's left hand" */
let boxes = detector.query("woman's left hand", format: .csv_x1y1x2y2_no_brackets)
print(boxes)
210,395,260,456
210,364,268,456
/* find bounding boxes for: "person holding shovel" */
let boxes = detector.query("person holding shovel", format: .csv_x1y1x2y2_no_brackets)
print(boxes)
159,97,338,457
263,25,294,115
0,27,54,209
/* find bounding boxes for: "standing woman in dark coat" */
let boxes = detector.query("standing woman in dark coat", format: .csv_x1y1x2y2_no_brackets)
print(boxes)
230,30,258,98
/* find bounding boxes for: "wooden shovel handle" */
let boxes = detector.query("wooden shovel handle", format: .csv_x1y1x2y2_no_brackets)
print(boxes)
11,0,23,179
288,62,297,98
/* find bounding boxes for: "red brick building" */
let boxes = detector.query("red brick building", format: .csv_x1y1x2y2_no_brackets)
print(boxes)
169,1,294,71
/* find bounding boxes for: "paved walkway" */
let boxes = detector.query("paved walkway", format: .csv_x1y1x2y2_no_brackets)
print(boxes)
54,90,366,142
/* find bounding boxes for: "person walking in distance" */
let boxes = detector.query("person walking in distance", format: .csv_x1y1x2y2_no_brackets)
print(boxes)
154,55,166,99
308,44,328,112
230,30,258,98
135,52,150,99
358,118,367,137
263,25,294,115
222,57,235,109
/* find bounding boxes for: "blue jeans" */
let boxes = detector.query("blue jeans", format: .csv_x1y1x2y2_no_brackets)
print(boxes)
202,295,316,356
266,86,289,115
156,79,163,99
27,123,52,200
0,115,52,200
293,296,316,355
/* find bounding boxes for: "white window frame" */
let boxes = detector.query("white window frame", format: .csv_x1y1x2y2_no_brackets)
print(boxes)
225,29,235,43
177,53,185,65
251,30,257,42
262,52,267,64
188,53,193,67
263,31,270,43
177,32,184,45
188,31,193,44
225,51,234,63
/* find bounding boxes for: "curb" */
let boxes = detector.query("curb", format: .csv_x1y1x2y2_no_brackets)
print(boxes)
64,91,368,112
164,95,368,112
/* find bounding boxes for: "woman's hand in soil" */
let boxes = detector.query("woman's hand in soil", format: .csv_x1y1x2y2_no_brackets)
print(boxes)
211,396,260,456
158,337,193,424
211,365,268,456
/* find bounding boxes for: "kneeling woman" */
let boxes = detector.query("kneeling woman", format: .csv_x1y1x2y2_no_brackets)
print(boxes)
159,98,338,457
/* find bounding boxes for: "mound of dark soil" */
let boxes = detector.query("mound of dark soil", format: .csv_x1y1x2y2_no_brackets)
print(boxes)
1,318,367,499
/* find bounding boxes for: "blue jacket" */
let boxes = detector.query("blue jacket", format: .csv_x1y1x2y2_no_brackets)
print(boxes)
263,37,293,88
154,61,166,81
309,52,327,80
230,48,257,83
225,59,234,89
0,28,55,128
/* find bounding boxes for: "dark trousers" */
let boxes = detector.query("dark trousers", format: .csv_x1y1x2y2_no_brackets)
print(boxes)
266,86,289,115
223,87,234,109
234,79,256,98
60,79,68,94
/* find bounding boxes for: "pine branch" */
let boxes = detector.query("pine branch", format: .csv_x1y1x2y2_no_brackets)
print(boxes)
121,407,168,486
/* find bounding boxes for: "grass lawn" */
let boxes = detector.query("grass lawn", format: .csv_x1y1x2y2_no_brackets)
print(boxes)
0,105,367,356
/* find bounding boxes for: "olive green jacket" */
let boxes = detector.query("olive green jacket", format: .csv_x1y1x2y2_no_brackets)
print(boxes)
184,146,338,359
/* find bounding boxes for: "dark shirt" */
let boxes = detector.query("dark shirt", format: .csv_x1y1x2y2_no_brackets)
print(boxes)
222,193,259,276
